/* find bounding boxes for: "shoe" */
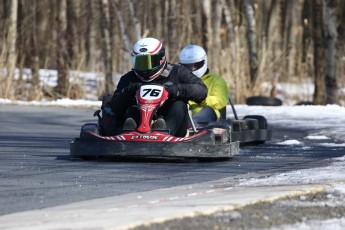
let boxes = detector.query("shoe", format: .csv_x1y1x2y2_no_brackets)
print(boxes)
152,118,166,130
123,118,137,130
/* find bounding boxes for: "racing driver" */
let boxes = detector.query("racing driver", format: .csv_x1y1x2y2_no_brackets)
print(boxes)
108,37,207,137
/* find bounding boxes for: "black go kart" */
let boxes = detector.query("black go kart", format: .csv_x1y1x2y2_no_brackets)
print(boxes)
220,95,272,146
70,85,240,161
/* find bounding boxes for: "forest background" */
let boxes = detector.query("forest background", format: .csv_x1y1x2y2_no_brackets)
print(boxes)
0,0,344,105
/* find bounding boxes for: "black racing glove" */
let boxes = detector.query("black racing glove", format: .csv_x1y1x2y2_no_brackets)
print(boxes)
121,83,143,95
165,85,180,99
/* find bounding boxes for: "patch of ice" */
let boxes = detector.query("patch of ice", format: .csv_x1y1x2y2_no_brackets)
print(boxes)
305,135,330,140
276,140,302,145
319,143,345,147
237,158,345,187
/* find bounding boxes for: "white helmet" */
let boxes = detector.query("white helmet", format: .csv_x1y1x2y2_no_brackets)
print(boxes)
131,37,167,82
179,44,208,78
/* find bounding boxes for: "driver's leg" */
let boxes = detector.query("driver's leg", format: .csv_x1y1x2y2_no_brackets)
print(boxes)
160,100,188,137
192,106,217,125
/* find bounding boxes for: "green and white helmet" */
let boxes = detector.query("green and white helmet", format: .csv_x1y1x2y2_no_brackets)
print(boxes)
179,44,208,78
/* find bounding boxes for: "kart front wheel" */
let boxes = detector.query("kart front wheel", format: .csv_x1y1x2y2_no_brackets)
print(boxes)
80,123,99,141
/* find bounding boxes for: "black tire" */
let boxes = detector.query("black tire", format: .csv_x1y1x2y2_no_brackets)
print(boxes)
80,123,99,141
295,101,314,106
246,96,282,106
243,115,268,129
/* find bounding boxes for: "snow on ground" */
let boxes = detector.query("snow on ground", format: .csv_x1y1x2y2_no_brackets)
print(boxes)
238,156,345,187
232,104,345,141
269,218,345,230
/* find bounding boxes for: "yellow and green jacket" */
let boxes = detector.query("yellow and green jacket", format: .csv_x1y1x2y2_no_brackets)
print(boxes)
189,72,229,118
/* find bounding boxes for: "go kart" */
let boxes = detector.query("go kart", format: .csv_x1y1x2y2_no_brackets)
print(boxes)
70,85,240,161
220,95,272,145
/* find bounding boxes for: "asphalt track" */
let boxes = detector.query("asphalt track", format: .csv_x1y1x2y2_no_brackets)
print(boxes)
0,105,344,229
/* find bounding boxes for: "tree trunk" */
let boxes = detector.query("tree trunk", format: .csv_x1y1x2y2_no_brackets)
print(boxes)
86,0,96,71
201,0,212,53
267,0,283,97
4,0,18,98
221,0,237,75
287,0,304,80
47,0,57,69
30,0,40,100
243,0,258,85
66,0,79,68
56,0,70,98
167,0,177,62
313,0,326,104
128,0,141,40
154,1,163,39
110,0,131,54
212,0,222,73
325,0,338,104
99,0,114,94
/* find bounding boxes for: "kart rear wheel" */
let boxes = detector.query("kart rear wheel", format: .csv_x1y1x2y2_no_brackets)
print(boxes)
243,115,268,129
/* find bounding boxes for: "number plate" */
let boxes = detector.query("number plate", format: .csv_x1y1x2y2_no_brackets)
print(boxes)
140,85,164,100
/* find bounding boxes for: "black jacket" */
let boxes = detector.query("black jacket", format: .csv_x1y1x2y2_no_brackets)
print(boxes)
110,64,208,116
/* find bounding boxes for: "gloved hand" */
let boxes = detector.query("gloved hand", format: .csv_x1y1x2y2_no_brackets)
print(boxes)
121,82,143,95
103,104,114,115
165,84,180,99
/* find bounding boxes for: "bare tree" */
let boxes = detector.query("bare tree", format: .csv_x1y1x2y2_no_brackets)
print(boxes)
313,0,326,104
242,0,258,85
55,0,70,97
266,0,283,97
211,0,223,73
86,0,97,71
5,0,18,95
4,0,18,98
110,0,132,54
286,0,304,79
66,0,79,68
324,0,338,104
221,0,237,68
128,0,141,40
30,0,40,99
167,0,178,62
201,0,212,53
154,0,163,39
99,0,114,94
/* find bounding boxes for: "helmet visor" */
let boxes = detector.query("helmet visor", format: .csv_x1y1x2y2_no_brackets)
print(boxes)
133,54,163,71
181,60,205,71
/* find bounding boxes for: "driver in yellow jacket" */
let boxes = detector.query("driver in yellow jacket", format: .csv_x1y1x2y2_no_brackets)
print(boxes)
179,45,229,125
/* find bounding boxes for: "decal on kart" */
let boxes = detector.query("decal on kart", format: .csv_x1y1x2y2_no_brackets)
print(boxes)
89,130,207,143
131,135,159,140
